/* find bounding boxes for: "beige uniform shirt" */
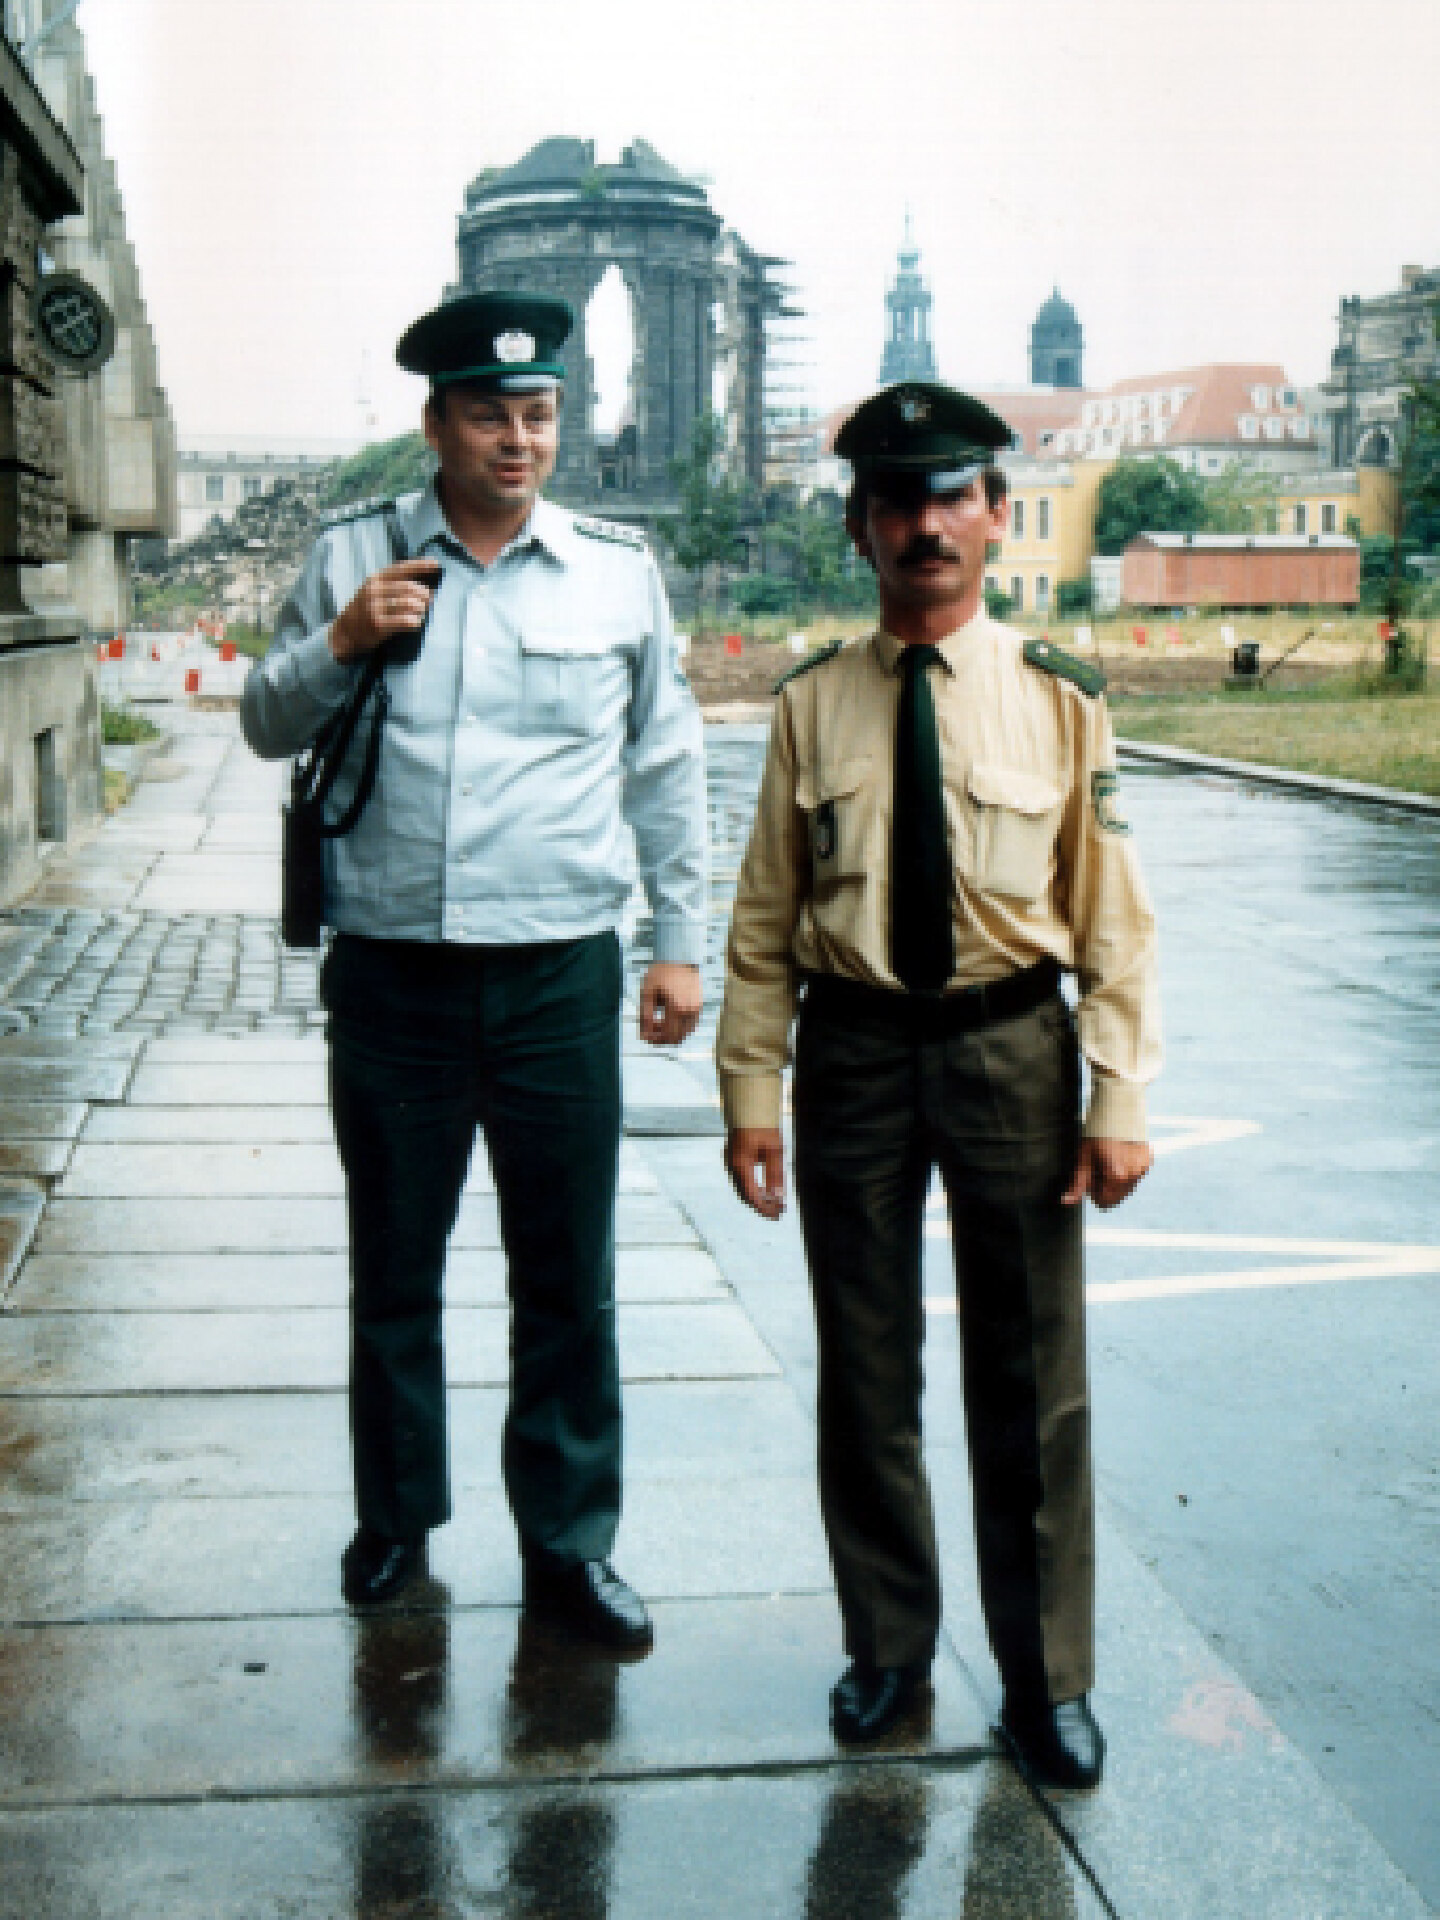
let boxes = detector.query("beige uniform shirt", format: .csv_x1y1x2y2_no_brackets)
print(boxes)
715,613,1161,1139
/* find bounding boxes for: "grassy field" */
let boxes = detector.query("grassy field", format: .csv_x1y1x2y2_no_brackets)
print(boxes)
1112,682,1440,794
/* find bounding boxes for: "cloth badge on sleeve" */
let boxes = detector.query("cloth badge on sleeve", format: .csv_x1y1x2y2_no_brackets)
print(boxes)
1092,770,1131,834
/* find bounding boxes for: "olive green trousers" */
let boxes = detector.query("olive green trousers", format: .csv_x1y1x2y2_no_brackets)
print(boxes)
793,983,1094,1704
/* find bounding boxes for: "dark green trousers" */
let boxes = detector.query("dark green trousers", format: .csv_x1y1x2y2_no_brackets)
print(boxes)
793,981,1093,1704
323,931,624,1560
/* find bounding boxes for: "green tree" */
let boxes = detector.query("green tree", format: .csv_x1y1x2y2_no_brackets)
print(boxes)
1198,466,1279,534
657,413,752,631
1092,456,1208,554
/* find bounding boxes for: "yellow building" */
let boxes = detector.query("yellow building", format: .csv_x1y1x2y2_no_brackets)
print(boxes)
1270,467,1397,540
985,459,1112,618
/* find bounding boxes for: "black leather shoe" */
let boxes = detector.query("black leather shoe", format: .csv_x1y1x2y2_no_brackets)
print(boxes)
998,1693,1105,1789
521,1556,654,1655
341,1529,426,1608
830,1662,932,1745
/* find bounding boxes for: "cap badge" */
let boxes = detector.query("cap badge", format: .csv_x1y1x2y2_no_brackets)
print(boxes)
897,391,930,423
494,329,536,364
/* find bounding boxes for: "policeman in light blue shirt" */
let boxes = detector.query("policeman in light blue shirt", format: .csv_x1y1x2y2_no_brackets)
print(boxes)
242,291,706,1648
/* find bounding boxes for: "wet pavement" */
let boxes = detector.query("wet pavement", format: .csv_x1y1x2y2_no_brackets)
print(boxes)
0,703,1436,1916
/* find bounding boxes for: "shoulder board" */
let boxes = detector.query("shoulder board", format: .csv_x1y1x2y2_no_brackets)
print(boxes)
1023,636,1106,697
773,638,844,694
320,495,396,530
573,515,647,550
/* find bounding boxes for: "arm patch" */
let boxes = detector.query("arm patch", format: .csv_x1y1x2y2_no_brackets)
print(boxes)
1024,636,1107,696
574,514,647,550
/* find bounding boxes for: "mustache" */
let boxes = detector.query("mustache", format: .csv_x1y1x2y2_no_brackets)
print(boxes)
896,535,960,566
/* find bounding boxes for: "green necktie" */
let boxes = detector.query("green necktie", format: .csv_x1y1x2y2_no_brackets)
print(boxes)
891,643,954,992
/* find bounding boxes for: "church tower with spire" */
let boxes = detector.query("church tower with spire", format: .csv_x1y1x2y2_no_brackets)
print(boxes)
1029,288,1084,388
880,215,938,384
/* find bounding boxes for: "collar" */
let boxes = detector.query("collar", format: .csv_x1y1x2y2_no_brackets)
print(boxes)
394,481,568,568
872,607,990,676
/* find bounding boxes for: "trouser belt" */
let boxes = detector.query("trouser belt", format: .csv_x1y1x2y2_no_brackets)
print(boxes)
801,958,1062,1038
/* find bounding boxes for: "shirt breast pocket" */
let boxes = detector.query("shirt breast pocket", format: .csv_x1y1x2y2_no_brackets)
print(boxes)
519,629,628,735
967,762,1062,904
798,757,874,896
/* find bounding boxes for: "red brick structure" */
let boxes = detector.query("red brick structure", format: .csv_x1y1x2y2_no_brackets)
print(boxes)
1122,533,1360,608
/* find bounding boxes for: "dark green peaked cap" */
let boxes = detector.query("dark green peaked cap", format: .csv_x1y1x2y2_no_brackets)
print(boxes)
1023,636,1106,696
835,382,1013,492
397,291,573,391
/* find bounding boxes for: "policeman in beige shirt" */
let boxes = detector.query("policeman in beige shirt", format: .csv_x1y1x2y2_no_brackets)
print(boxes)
716,382,1161,1787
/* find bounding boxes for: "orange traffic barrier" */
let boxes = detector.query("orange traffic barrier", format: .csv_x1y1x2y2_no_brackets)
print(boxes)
109,636,124,659
1132,626,1148,647
219,641,236,663
184,668,201,694
724,633,743,657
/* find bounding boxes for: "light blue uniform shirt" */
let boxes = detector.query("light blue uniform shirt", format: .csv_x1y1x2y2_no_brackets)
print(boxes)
242,484,707,963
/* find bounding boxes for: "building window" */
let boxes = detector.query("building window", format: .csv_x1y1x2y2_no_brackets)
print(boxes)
1011,499,1025,538
1294,504,1308,535
1280,388,1297,408
1290,418,1311,438
1010,576,1024,611
1250,385,1270,410
1321,503,1337,533
984,575,998,593
1239,416,1259,440
1035,575,1051,613
205,474,225,503
1037,498,1052,540
243,475,264,500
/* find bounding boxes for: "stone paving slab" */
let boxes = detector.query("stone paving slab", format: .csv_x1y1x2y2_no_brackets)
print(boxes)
8,1244,728,1313
56,1141,661,1200
0,1139,71,1180
79,1104,335,1142
0,1474,832,1622
0,1379,814,1506
0,1302,779,1396
0,1035,144,1061
34,1191,698,1254
0,1058,134,1103
0,1180,44,1298
0,1596,988,1807
131,858,282,917
124,1060,329,1104
139,1034,326,1064
0,1764,1107,1920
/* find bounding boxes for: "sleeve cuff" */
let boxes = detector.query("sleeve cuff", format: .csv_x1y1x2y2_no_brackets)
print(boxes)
719,1072,784,1132
650,918,706,967
1083,1075,1148,1142
293,628,358,703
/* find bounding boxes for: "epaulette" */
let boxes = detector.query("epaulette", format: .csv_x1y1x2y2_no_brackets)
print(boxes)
573,514,646,550
773,638,844,694
1023,636,1106,697
320,495,395,529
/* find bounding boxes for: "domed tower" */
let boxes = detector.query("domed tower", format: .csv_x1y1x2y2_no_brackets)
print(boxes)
880,215,938,384
1030,288,1083,388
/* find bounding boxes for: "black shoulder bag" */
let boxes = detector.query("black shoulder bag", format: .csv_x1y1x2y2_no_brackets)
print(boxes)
280,510,430,949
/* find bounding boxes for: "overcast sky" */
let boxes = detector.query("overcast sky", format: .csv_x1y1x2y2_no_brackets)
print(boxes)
76,0,1440,447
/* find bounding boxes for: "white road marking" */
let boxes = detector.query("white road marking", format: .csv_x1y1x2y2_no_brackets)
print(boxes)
923,1225,1440,1310
1149,1115,1262,1156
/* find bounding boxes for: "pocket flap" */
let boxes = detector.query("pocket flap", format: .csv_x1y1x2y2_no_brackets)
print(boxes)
967,763,1061,816
520,628,622,658
815,757,871,804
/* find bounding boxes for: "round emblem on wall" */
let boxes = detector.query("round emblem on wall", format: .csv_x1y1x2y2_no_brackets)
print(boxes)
32,272,116,375
494,329,536,364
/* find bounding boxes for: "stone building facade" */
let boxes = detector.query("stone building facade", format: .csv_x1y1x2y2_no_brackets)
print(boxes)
452,138,783,517
1321,263,1440,469
1,7,176,906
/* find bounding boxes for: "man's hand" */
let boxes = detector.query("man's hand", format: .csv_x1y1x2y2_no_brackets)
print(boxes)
726,1126,786,1220
638,963,702,1047
1061,1138,1154,1211
329,558,442,664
